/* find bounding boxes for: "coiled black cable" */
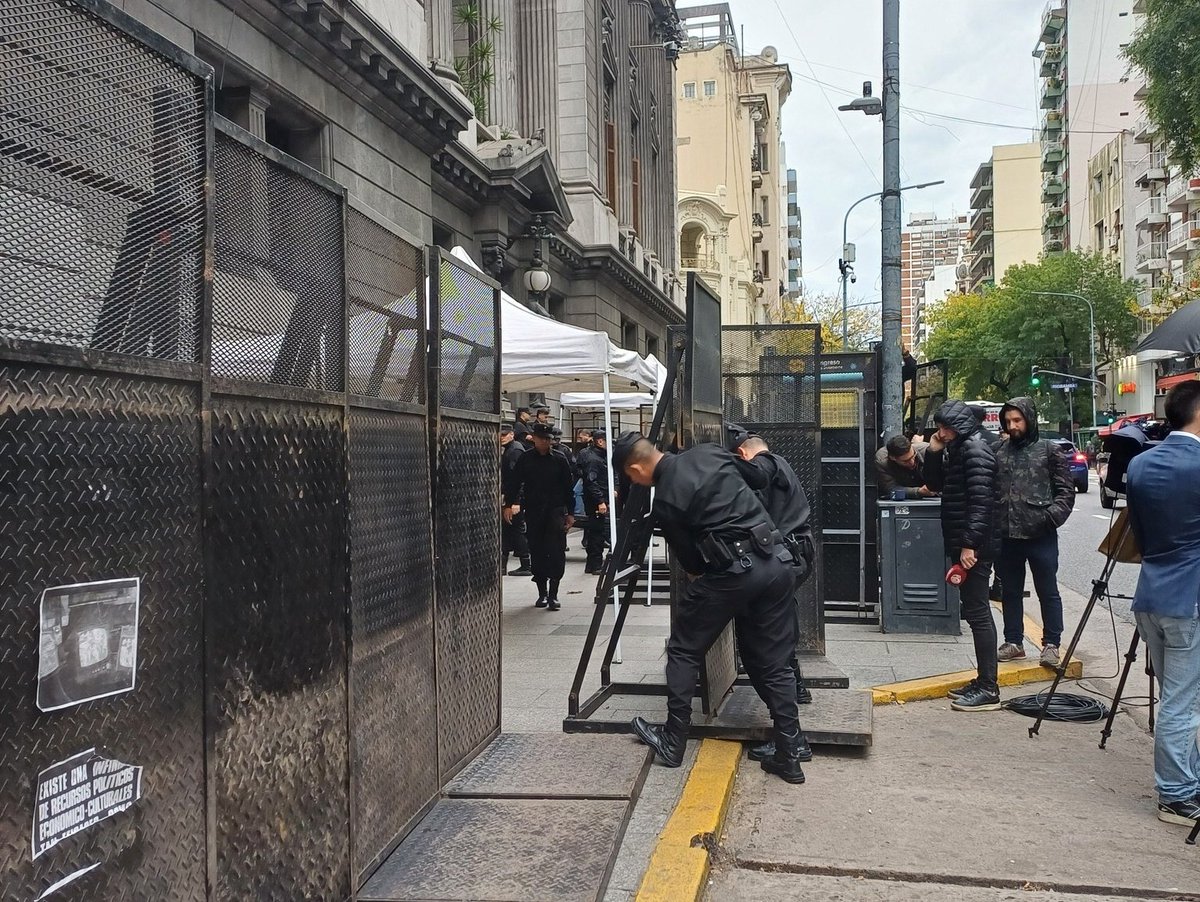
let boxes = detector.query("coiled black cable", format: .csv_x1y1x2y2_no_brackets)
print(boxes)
1004,689,1110,723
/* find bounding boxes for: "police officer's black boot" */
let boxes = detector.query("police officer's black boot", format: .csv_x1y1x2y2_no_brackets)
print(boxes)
534,578,549,608
631,716,687,767
546,579,561,611
509,555,532,577
748,729,812,763
760,728,807,784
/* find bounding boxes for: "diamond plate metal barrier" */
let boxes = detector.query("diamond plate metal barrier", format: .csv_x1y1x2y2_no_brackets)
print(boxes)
722,324,824,654
347,208,425,404
349,408,436,881
0,0,207,359
0,365,206,900
207,397,350,901
907,357,948,436
211,126,345,391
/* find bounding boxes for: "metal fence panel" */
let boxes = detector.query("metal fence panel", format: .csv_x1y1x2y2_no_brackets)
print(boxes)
211,127,345,391
721,324,824,654
907,357,948,436
0,366,206,900
0,0,207,359
431,253,501,778
207,396,350,901
346,207,436,882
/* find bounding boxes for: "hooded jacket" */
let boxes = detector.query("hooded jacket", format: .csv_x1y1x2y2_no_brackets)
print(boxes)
995,397,1074,539
923,399,1001,558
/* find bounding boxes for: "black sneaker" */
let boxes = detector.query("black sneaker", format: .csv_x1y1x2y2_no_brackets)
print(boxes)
508,566,532,577
1158,797,1200,827
947,679,979,700
546,598,561,611
796,684,814,705
534,597,548,608
950,684,1001,712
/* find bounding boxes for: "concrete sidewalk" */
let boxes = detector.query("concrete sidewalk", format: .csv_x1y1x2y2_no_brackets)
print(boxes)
712,691,1198,900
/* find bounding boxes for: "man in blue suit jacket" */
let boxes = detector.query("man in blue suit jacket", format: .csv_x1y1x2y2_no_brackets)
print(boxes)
1127,381,1200,828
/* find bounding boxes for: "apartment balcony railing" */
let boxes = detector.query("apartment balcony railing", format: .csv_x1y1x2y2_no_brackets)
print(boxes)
1133,117,1156,145
1039,2,1065,44
1136,195,1169,230
1136,237,1169,273
1041,110,1063,140
969,179,993,211
1166,174,1200,211
1039,43,1064,78
1041,175,1065,203
1043,225,1066,254
1040,77,1065,110
1167,221,1200,258
1041,142,1065,172
1135,150,1169,186
680,253,717,271
1043,205,1066,230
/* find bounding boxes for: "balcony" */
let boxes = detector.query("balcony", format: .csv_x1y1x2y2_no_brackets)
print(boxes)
969,179,993,211
1136,237,1169,273
969,231,994,262
1041,142,1065,172
1166,175,1200,211
1133,117,1156,145
1043,206,1066,231
1040,77,1065,110
1042,175,1065,203
1043,226,1066,255
1135,150,1169,186
1038,2,1065,45
1041,110,1063,141
1136,195,1170,230
1167,221,1200,258
969,204,993,235
1039,43,1064,78
680,253,717,271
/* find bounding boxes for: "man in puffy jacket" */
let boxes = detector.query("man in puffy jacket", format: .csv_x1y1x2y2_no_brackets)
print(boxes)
924,399,1002,711
995,397,1075,667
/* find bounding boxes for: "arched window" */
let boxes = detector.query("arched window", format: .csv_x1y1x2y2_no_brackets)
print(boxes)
680,222,706,269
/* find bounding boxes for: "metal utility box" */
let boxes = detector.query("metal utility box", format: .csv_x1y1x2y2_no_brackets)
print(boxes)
878,500,961,636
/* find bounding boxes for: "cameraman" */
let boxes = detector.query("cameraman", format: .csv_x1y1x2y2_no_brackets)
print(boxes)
1127,381,1200,828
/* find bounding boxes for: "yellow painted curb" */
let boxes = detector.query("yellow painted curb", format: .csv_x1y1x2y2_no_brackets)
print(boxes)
870,604,1080,705
634,739,741,902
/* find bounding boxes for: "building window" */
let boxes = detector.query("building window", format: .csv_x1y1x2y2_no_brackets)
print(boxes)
646,334,660,360
757,142,769,172
631,157,642,234
549,295,565,322
703,80,717,97
761,250,770,279
604,72,618,214
683,82,696,99
621,318,639,352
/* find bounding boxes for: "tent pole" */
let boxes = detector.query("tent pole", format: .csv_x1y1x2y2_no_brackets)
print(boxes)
604,372,622,664
646,487,655,607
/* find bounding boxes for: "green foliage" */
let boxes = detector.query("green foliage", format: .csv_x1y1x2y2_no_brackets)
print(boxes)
1125,0,1200,173
453,2,503,123
785,294,879,352
922,251,1140,426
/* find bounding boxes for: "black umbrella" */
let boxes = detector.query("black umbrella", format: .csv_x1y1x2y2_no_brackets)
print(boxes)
1136,299,1200,355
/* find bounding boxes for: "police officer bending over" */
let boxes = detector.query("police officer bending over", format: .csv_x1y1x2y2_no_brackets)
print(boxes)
726,426,816,765
614,432,807,784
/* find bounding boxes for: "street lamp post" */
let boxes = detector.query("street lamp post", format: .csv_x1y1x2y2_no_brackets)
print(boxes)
1027,290,1098,428
839,180,944,348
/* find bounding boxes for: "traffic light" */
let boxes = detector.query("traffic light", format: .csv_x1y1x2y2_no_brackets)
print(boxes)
1030,366,1041,387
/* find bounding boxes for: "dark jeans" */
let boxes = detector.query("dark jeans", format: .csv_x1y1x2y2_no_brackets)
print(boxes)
997,532,1064,647
526,506,567,580
957,556,998,691
665,554,798,734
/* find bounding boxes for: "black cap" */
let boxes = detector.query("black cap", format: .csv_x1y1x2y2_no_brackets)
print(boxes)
500,423,514,435
530,422,555,439
612,431,645,470
591,428,607,440
724,421,752,452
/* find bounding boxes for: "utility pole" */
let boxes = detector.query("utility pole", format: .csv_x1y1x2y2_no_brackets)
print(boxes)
880,0,902,438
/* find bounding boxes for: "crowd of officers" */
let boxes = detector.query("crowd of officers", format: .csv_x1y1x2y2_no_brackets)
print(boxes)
501,401,819,785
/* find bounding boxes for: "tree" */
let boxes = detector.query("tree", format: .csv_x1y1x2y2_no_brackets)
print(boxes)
1124,0,1200,173
785,293,879,352
922,251,1140,426
453,3,502,123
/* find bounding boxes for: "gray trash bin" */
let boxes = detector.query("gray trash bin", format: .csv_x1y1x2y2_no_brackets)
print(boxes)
878,500,961,635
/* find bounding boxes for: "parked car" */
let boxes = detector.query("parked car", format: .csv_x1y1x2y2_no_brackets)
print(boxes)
1051,439,1090,493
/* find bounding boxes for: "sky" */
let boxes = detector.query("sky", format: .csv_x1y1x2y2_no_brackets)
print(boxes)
727,0,1047,307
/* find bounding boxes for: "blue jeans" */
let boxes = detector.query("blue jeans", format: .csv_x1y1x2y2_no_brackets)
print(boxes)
998,532,1064,647
1134,611,1200,804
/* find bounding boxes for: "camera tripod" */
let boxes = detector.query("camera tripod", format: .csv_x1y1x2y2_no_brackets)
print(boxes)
1028,514,1156,745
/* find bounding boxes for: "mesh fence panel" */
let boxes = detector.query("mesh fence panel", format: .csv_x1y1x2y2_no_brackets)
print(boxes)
347,209,425,404
0,0,206,358
437,258,497,412
211,132,345,390
908,358,948,434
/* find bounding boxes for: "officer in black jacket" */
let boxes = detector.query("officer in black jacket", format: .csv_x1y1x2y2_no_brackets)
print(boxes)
726,426,816,727
614,432,806,784
580,429,611,573
500,424,532,576
504,423,575,610
924,399,1002,712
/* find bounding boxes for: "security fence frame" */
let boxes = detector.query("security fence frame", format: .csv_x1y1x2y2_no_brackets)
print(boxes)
0,3,502,898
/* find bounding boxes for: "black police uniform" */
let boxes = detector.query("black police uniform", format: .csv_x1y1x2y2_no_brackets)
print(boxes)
618,438,802,779
579,434,611,573
504,428,575,607
501,436,532,574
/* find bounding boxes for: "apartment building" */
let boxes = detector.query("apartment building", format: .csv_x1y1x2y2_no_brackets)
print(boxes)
1086,132,1144,279
901,213,969,351
675,3,792,326
967,143,1044,293
786,168,803,298
1034,1,1141,256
